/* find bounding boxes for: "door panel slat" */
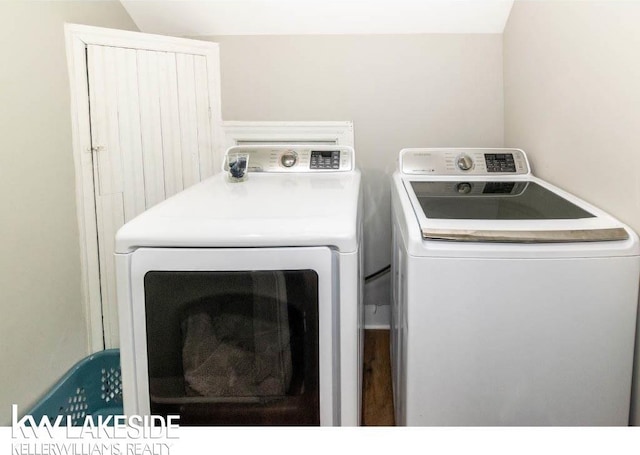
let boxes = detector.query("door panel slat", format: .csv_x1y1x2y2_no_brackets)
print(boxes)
158,52,184,198
194,56,213,179
137,50,166,209
95,192,125,344
88,46,124,195
176,53,201,188
114,47,146,221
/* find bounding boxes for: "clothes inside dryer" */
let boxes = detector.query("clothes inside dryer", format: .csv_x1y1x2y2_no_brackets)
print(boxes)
180,285,293,399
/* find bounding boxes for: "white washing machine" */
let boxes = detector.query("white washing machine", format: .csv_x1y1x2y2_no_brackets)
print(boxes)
391,147,640,426
115,145,363,426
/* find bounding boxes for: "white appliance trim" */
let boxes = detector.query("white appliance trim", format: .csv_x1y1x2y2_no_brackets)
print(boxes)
221,121,354,149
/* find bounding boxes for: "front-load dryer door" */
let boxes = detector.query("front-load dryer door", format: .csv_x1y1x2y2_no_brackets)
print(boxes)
121,246,336,426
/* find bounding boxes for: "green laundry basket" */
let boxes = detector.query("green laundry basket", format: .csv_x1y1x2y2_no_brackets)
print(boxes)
26,349,123,425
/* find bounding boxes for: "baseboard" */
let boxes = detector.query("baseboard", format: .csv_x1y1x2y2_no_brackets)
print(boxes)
364,304,390,329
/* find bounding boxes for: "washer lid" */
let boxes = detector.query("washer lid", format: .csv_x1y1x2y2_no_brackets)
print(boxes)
411,180,595,221
404,178,629,243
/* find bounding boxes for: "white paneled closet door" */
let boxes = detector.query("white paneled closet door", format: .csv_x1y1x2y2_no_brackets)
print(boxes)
86,44,218,348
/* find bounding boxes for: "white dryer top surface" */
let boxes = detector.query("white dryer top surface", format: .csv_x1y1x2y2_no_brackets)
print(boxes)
116,171,361,253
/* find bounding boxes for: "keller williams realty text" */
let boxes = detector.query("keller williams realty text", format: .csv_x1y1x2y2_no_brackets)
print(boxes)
12,442,172,455
10,405,179,455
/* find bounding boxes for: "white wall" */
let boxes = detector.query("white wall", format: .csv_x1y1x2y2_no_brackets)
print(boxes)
504,0,640,234
0,1,137,425
204,34,505,315
503,0,640,424
120,0,514,36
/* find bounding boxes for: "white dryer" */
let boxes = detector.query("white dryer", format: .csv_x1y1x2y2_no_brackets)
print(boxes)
391,147,640,426
115,145,363,426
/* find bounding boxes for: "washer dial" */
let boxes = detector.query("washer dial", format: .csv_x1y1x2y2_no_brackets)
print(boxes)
456,154,473,171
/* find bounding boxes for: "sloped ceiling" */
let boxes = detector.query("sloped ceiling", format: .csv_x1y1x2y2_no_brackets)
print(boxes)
119,0,515,36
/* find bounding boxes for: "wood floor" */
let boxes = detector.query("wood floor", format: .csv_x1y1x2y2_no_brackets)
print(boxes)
362,329,395,426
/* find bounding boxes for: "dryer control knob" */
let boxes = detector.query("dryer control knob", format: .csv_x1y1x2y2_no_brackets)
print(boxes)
280,151,298,168
456,154,473,171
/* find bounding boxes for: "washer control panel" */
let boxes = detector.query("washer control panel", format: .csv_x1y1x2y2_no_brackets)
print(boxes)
310,150,341,169
224,145,355,173
400,148,530,176
484,153,517,173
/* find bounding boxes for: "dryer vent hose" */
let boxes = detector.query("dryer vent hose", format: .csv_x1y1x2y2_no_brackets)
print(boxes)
364,265,390,283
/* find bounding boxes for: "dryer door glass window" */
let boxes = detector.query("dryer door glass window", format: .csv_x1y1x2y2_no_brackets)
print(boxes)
143,270,319,425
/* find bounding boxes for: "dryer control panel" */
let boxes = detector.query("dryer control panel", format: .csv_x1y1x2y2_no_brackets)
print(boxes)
224,145,355,173
400,148,530,176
